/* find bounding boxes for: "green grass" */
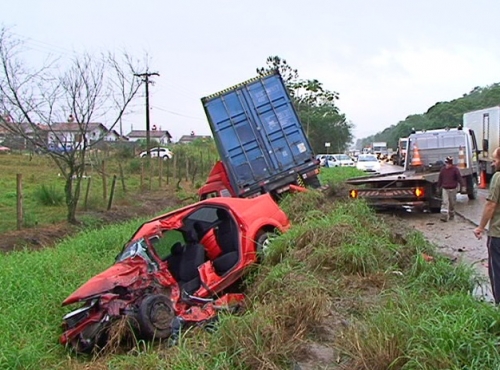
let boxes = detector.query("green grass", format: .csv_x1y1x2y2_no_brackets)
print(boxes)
0,184,499,369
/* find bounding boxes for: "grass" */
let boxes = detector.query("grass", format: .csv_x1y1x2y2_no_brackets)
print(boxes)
0,166,499,369
0,153,215,233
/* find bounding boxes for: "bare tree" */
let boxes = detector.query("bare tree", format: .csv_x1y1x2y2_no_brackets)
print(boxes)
0,27,145,223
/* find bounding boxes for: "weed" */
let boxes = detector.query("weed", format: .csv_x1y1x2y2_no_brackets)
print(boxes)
34,184,64,206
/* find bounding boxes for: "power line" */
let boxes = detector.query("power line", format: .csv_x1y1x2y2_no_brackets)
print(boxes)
151,105,205,121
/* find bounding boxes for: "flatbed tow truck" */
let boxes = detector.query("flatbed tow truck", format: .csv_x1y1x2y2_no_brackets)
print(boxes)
347,127,480,212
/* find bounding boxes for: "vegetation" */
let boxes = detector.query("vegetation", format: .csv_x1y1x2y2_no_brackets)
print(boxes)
257,56,354,154
358,83,500,149
0,140,218,234
0,27,145,223
0,167,497,369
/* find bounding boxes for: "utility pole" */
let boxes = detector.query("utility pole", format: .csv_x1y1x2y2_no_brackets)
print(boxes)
134,72,160,155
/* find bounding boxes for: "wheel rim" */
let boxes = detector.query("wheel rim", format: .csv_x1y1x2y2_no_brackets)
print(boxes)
149,302,173,331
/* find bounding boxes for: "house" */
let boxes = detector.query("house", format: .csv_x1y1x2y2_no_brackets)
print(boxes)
41,122,121,148
126,130,172,144
178,134,212,144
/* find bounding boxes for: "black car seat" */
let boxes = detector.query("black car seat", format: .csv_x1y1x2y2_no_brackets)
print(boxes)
177,229,206,295
165,242,183,280
212,209,239,275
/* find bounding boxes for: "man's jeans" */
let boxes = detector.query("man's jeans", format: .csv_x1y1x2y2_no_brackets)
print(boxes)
441,188,457,221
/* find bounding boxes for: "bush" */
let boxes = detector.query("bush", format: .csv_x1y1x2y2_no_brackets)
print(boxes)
34,184,64,206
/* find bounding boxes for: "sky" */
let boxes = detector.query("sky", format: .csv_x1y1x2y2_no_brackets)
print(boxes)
3,0,500,143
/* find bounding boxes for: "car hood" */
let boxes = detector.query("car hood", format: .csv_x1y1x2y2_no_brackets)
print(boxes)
62,259,150,306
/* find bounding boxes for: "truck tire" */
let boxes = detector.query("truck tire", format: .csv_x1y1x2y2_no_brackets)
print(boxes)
467,176,478,200
304,176,321,189
429,207,441,213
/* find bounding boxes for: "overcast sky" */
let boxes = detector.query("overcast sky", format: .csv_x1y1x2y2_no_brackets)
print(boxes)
4,0,500,142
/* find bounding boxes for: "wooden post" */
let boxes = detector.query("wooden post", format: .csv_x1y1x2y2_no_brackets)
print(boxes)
140,160,144,189
16,174,23,230
185,156,189,181
84,177,92,211
101,159,107,202
119,162,126,193
107,175,117,211
166,158,170,185
149,158,152,190
158,156,163,188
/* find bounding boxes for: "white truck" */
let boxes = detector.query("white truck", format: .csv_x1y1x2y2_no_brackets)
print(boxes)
463,106,500,180
372,141,388,160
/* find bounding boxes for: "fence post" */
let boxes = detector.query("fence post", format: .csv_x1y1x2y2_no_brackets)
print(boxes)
16,174,23,230
101,159,107,202
119,162,126,193
140,160,144,189
107,175,117,211
84,177,92,211
158,156,163,188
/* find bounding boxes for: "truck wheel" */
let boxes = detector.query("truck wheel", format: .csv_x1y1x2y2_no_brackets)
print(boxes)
468,177,478,200
429,207,441,213
304,176,321,189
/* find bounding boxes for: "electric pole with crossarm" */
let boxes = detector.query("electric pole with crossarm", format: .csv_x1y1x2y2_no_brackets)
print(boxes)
134,71,160,156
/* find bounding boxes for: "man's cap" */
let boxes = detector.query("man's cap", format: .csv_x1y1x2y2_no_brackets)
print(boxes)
445,156,453,164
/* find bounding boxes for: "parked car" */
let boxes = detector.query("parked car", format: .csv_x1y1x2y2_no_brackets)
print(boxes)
0,145,11,153
316,154,339,168
332,153,355,167
356,154,381,173
60,194,290,353
139,147,173,159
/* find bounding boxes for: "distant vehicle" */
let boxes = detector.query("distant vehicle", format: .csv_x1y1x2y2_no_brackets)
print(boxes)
140,147,174,160
356,154,380,173
372,142,388,160
332,154,355,167
348,127,479,212
315,154,339,168
0,145,10,153
463,106,500,182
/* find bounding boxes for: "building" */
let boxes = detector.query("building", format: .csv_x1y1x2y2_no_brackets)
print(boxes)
178,133,212,144
126,130,172,144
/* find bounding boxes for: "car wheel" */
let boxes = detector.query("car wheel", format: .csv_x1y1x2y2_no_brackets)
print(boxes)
256,231,275,262
137,295,175,340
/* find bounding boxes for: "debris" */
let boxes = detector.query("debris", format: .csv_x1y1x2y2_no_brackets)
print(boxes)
421,253,434,262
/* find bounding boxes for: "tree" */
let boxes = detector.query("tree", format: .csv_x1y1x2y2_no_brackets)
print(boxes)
256,56,352,153
0,28,145,224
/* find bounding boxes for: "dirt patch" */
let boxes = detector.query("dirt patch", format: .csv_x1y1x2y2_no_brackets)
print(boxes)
0,189,183,253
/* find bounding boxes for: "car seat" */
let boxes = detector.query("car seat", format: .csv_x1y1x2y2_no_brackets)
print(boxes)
165,242,183,280
177,229,206,295
212,209,239,275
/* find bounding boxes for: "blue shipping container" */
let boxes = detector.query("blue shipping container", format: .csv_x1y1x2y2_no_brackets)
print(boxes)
201,71,316,194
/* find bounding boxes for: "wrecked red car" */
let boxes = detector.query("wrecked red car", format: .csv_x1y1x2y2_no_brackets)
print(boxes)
60,193,290,353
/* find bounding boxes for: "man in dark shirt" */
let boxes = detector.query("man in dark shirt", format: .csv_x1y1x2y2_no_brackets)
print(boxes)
437,156,465,222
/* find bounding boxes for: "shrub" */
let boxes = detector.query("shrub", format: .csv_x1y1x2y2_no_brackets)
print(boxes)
34,184,64,206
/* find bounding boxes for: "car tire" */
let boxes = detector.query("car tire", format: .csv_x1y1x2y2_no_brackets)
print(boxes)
256,231,275,262
137,295,175,340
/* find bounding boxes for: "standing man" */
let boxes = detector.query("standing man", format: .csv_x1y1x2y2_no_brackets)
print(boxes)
474,147,500,304
437,156,465,222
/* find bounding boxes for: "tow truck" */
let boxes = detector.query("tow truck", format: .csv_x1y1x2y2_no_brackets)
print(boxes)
347,127,480,212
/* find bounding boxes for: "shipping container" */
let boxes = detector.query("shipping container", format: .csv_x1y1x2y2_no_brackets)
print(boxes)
200,71,320,199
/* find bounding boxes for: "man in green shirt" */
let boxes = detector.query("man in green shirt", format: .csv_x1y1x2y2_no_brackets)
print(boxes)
474,147,500,304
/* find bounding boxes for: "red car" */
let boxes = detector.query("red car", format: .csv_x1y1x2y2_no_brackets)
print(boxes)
60,194,290,353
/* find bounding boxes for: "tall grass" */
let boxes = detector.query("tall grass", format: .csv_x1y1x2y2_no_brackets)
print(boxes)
0,181,498,369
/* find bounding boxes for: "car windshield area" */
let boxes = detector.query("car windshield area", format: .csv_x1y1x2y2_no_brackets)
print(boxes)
335,154,351,161
358,155,378,162
116,238,156,267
